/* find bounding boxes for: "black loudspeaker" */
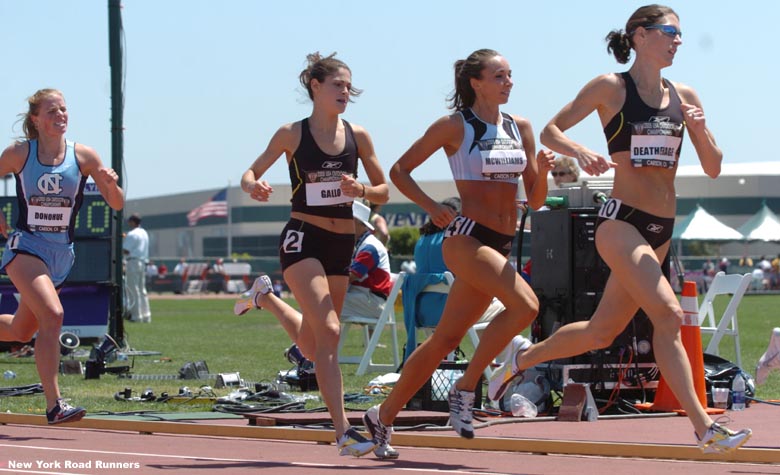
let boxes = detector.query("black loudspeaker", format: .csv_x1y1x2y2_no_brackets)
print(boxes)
59,332,80,356
85,334,128,379
530,208,654,364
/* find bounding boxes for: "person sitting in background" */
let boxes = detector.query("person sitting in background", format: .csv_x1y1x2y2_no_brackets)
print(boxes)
210,258,229,293
146,261,158,279
234,201,392,410
751,263,767,291
758,255,772,273
758,255,773,289
718,257,730,274
171,258,188,294
158,263,168,278
701,259,715,292
551,155,580,188
273,279,284,298
403,197,516,363
173,258,187,275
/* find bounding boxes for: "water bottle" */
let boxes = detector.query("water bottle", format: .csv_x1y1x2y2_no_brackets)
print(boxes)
731,375,746,411
510,393,538,418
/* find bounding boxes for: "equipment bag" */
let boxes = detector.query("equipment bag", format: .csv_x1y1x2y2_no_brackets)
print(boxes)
703,353,755,408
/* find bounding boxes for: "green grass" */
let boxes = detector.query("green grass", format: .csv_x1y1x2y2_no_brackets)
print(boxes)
0,294,778,417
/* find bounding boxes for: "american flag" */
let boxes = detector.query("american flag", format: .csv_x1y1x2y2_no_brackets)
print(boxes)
187,188,228,226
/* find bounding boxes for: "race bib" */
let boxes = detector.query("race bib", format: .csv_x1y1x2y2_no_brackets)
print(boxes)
281,229,304,254
6,232,21,250
598,198,622,220
479,138,526,179
304,170,352,206
629,119,683,168
444,216,476,238
27,195,73,232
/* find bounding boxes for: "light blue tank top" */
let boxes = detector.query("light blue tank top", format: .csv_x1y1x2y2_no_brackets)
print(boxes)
15,139,87,244
447,108,527,183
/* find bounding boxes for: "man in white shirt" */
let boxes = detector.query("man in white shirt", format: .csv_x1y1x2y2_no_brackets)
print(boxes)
123,214,151,322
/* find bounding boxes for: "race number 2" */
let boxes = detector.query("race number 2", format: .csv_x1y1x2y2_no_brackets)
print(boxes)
282,229,304,254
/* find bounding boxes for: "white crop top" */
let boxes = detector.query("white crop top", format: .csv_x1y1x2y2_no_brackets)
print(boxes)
447,109,527,183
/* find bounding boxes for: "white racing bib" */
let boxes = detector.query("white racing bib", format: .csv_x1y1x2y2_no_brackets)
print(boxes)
27,195,73,232
444,216,476,238
597,197,622,220
480,138,526,180
304,171,353,206
281,229,304,254
629,118,683,168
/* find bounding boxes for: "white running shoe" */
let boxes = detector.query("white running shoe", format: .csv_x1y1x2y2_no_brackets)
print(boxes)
233,275,273,316
336,427,377,457
487,335,532,401
448,380,476,439
363,405,399,459
696,422,752,454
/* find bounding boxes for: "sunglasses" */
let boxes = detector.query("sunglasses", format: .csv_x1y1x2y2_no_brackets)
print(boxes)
645,24,682,38
551,171,570,177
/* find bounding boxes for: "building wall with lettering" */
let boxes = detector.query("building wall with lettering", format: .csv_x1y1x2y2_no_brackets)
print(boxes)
123,163,780,262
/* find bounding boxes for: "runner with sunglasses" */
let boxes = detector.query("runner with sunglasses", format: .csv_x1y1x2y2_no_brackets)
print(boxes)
487,4,752,454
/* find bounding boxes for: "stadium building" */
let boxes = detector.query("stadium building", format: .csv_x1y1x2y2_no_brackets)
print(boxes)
126,162,780,277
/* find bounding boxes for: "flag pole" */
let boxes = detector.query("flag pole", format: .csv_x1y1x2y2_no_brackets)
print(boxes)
226,181,232,258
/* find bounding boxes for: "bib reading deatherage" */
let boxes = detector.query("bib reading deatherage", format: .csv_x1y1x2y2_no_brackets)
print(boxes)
629,119,683,168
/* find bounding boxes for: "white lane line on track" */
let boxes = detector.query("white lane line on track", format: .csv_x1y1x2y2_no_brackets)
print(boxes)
0,444,514,475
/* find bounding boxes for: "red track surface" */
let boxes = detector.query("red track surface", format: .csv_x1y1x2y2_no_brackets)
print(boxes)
1,403,778,474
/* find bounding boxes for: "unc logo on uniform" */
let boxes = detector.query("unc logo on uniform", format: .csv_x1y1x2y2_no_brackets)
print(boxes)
37,173,64,195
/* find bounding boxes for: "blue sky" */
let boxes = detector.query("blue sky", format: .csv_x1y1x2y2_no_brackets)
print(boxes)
1,1,776,200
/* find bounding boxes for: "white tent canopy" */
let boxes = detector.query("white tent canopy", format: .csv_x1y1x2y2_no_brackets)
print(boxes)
673,204,744,241
738,203,780,242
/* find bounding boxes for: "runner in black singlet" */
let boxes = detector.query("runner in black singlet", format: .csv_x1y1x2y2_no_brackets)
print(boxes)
492,4,752,454
239,52,388,458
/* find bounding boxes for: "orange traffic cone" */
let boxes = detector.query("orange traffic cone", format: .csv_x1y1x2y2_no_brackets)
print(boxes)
636,281,724,414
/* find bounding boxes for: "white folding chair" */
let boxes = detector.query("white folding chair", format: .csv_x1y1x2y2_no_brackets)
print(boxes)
466,297,507,379
183,263,209,294
697,271,752,369
410,272,498,379
338,273,403,376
